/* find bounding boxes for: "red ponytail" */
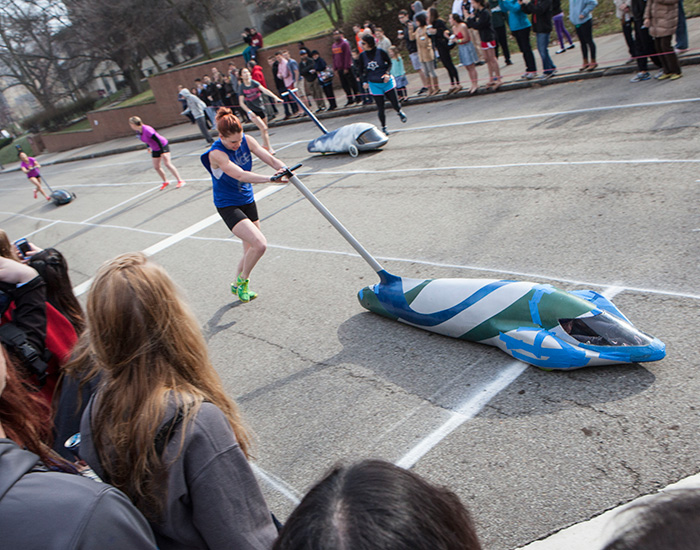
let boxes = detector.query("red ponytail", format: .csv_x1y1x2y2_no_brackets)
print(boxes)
216,107,243,137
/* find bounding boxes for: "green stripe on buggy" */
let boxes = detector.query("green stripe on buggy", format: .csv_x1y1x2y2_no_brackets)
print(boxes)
460,288,595,342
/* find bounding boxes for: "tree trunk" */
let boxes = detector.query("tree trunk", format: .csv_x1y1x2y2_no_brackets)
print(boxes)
316,0,342,28
164,0,212,59
202,0,229,53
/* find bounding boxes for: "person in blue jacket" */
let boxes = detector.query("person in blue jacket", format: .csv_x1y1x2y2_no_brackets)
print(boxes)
569,0,598,70
499,0,538,78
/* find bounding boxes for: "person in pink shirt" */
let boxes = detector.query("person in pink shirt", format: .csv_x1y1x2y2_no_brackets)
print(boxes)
128,116,186,190
275,52,299,116
18,151,50,200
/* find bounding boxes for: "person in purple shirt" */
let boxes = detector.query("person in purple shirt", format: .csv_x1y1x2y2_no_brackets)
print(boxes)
331,29,359,106
128,116,186,190
18,151,50,200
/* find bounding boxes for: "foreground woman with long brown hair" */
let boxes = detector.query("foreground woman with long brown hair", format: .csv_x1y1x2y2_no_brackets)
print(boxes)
0,257,157,549
78,252,277,550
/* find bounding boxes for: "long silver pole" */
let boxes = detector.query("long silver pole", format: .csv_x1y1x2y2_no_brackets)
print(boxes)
287,172,384,274
283,89,329,135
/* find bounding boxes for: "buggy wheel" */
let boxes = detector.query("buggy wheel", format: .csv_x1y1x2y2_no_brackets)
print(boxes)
348,144,359,158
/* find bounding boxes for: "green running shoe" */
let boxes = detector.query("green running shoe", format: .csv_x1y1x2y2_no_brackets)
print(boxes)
231,274,245,295
237,276,257,302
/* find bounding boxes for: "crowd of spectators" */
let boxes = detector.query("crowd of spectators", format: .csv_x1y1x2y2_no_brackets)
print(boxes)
174,0,688,145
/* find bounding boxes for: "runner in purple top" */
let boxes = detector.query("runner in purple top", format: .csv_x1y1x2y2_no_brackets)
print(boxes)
18,151,50,201
128,116,186,190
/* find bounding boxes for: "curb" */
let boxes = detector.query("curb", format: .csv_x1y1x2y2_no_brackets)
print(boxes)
35,54,700,168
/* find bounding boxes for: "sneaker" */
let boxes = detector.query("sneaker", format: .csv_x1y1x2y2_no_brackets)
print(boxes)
505,59,514,66
657,73,672,80
398,110,407,123
669,73,683,80
176,180,186,188
630,71,651,82
654,69,665,79
541,70,556,80
236,276,257,302
159,181,170,190
522,72,537,80
417,87,428,95
555,48,566,54
566,43,575,50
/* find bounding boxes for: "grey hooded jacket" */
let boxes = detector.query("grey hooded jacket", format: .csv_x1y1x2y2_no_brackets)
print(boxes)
0,439,157,550
179,88,208,119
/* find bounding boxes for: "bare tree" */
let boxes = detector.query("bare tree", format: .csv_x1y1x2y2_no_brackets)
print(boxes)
63,0,169,95
0,0,96,110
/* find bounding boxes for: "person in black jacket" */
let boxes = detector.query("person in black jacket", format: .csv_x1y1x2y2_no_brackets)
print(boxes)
627,0,661,81
467,0,503,88
0,293,158,550
359,34,408,135
311,50,337,111
428,7,461,93
520,0,557,77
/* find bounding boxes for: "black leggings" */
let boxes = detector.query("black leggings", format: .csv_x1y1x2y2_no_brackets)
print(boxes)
437,44,459,85
575,19,596,61
374,88,401,127
494,24,511,62
512,27,537,72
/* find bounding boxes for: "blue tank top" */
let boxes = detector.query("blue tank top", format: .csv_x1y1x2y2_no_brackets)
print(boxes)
201,137,254,208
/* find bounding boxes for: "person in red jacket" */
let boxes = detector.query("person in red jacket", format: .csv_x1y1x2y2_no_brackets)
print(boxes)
331,29,360,106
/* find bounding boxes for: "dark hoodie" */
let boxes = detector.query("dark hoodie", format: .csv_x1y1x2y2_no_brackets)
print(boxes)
0,439,157,549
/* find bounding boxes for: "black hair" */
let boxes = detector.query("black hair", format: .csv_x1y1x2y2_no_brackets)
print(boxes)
416,12,428,26
28,248,84,334
361,33,376,49
273,459,482,550
602,490,700,550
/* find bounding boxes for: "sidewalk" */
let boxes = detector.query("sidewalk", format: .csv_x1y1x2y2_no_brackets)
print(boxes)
4,18,699,172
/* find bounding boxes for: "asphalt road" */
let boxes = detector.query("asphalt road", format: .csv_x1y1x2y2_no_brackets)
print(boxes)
1,68,699,549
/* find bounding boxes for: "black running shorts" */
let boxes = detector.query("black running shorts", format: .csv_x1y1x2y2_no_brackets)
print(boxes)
217,202,259,231
151,144,171,158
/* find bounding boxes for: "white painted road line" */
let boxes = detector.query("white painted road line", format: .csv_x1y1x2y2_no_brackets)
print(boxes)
394,286,625,470
307,158,700,178
72,184,285,296
7,208,696,301
395,360,529,469
250,464,302,506
392,97,700,133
